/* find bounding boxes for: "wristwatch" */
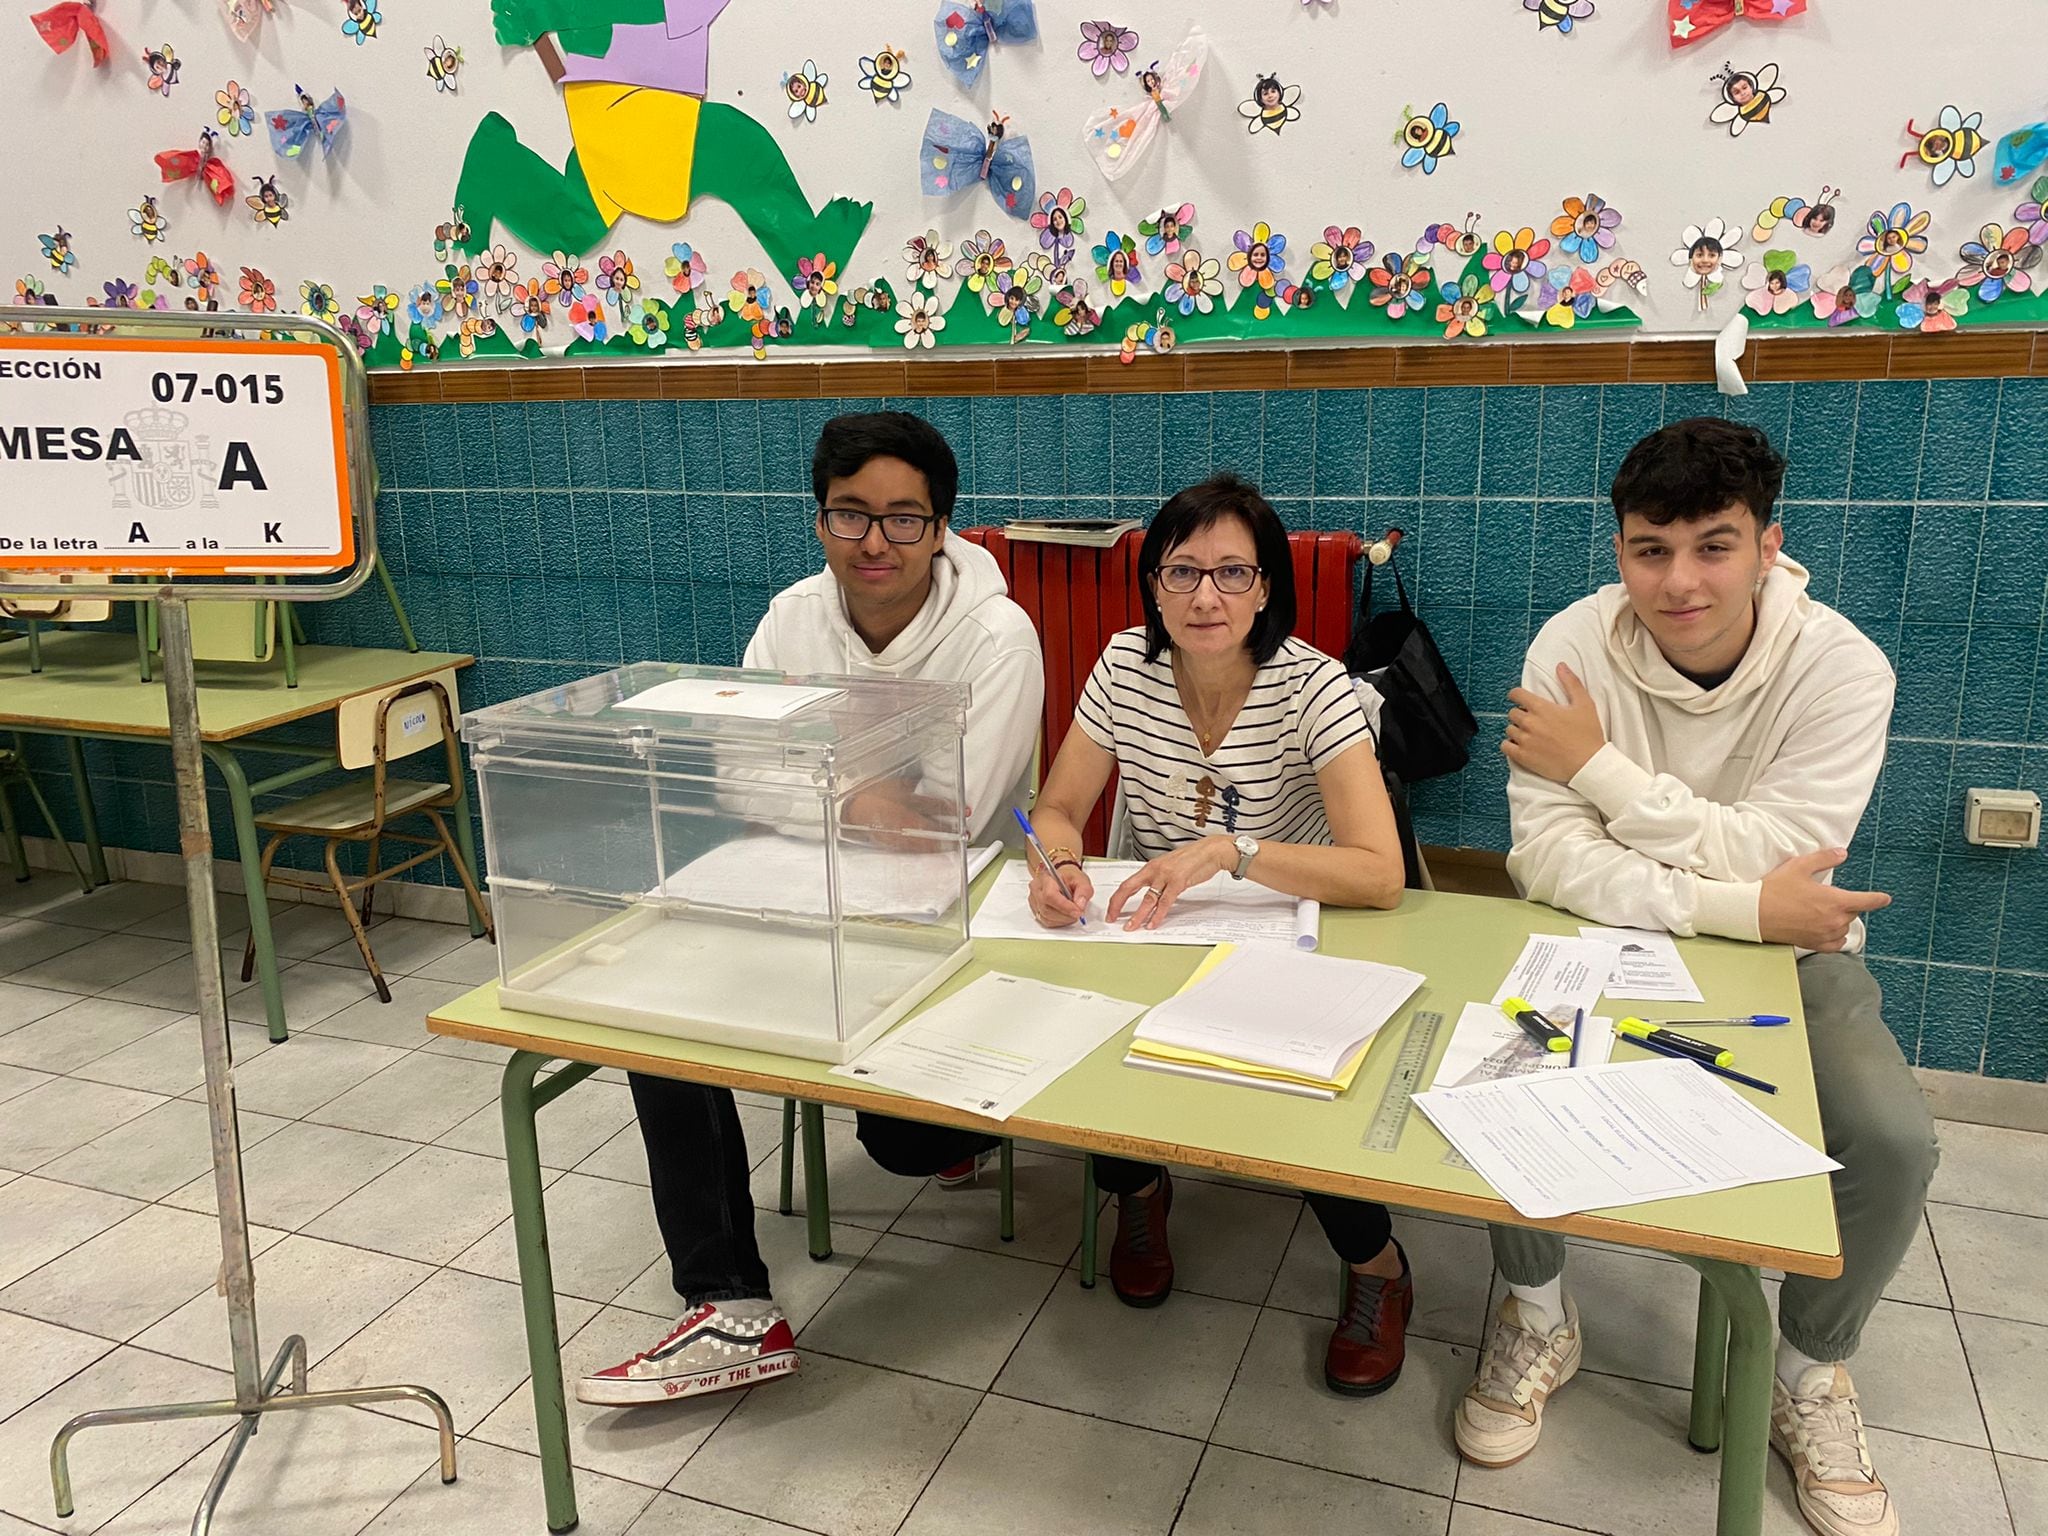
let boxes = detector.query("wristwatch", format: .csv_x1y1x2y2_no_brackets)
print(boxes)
1231,834,1260,880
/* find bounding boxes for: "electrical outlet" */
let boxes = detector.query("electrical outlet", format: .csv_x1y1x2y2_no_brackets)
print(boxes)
1965,788,2042,849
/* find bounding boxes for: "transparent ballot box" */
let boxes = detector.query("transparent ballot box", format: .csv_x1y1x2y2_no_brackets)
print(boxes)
463,663,974,1062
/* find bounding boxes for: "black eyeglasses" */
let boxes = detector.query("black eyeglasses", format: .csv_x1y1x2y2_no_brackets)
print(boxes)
1154,562,1262,595
821,508,939,544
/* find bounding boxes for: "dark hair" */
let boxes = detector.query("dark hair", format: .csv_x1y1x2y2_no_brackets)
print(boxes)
1610,417,1785,528
810,411,958,521
1138,473,1296,664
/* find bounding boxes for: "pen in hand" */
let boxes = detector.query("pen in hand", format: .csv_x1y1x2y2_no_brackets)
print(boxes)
1013,807,1086,928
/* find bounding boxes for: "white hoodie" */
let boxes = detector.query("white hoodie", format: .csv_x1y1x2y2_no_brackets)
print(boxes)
743,534,1044,843
1506,556,1895,951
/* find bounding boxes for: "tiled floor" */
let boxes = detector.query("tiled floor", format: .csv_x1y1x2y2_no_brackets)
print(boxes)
1,873,2045,1535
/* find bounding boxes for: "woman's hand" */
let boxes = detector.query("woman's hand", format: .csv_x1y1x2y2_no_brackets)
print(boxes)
1106,836,1235,930
1027,856,1095,929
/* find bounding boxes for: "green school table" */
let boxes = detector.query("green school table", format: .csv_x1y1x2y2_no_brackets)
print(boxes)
427,866,1840,1536
0,630,481,1041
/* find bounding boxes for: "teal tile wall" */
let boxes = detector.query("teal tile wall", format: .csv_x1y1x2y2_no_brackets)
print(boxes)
51,378,2048,1080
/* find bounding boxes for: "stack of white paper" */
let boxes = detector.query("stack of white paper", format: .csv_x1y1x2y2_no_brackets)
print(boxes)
1430,1001,1617,1090
619,677,845,720
1492,934,1622,1019
1580,926,1706,1003
657,834,991,920
1413,1058,1840,1219
971,860,1319,948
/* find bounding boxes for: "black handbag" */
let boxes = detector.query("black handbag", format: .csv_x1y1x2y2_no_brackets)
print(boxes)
1341,551,1477,784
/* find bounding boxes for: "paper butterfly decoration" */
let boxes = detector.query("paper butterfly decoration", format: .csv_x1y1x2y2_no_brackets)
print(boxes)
31,2,108,66
1082,27,1207,182
267,85,347,158
156,128,236,207
933,0,1037,86
1709,61,1785,136
1901,107,1985,187
920,108,1036,220
220,0,278,43
1668,0,1806,48
1993,121,2048,186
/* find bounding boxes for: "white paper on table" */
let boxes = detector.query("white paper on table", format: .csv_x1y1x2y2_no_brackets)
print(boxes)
1134,944,1424,1082
970,859,1318,948
1491,934,1622,1021
828,972,1143,1121
619,677,845,720
1412,1057,1840,1220
1430,1001,1617,1091
657,833,969,920
1579,926,1706,1003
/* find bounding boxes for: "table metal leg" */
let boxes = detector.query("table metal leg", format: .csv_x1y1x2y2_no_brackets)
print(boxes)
445,762,488,939
504,1051,598,1536
202,746,288,1043
1690,1274,1731,1453
999,1140,1015,1243
1079,1155,1097,1289
63,737,107,888
1682,1257,1773,1536
799,1103,831,1261
778,1100,796,1216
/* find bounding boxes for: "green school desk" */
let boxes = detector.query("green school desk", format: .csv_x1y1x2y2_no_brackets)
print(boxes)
428,867,1840,1536
0,630,480,1041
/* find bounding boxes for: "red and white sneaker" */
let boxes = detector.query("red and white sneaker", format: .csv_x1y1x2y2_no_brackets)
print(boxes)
935,1146,1000,1188
575,1299,799,1407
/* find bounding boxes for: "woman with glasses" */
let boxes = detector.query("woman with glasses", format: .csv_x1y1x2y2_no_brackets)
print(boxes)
1023,473,1416,1398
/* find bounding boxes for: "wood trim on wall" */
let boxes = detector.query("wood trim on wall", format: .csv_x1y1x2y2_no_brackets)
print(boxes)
368,329,2048,405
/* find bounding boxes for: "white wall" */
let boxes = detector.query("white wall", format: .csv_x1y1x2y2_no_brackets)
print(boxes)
11,0,2043,349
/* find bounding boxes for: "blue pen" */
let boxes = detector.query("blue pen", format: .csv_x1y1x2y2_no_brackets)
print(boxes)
1011,807,1086,927
1629,1032,1779,1094
1568,1006,1584,1068
1658,1014,1791,1027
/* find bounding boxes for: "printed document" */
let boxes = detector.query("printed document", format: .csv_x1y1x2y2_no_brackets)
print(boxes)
659,833,975,920
1413,1057,1840,1219
1491,934,1621,1020
1580,926,1705,1003
1430,1001,1617,1090
829,972,1142,1121
619,677,844,720
971,860,1319,948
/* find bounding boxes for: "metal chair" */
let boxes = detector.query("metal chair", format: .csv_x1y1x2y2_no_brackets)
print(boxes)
238,671,490,1002
0,739,90,891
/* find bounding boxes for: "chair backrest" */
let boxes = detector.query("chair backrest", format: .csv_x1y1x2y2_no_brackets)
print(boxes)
338,667,462,771
186,599,276,664
960,526,1363,854
0,574,111,624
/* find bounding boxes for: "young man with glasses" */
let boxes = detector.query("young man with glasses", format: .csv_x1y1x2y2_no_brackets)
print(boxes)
581,411,1043,1408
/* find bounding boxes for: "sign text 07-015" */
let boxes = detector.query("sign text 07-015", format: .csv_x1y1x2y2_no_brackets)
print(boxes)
0,335,353,576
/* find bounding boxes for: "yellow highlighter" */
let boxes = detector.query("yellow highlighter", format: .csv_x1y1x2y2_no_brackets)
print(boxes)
1615,1017,1735,1068
1501,996,1573,1053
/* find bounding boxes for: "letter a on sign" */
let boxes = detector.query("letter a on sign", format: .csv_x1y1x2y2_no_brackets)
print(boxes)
0,333,353,575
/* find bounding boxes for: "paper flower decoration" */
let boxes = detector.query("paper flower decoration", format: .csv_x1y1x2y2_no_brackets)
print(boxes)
629,299,670,349
1228,223,1288,305
568,295,608,344
216,81,256,137
439,264,483,318
1435,274,1492,339
1052,279,1102,336
2013,177,2048,245
510,283,551,339
357,286,400,338
1810,265,1878,327
1896,278,1967,333
478,246,520,305
1858,203,1930,286
1309,227,1373,293
1093,231,1142,296
1164,248,1223,315
1367,252,1429,319
897,290,947,349
727,269,770,322
1742,249,1811,314
1671,218,1744,310
665,243,706,297
993,265,1043,339
795,254,839,313
544,254,589,304
1141,204,1196,259
596,251,639,315
239,267,277,313
904,231,953,291
1959,223,2042,302
13,276,53,307
1484,228,1551,307
1031,188,1087,268
407,283,443,329
955,232,1014,296
98,279,138,310
1077,20,1138,76
184,252,223,299
1552,194,1621,262
299,280,339,322
1543,267,1603,328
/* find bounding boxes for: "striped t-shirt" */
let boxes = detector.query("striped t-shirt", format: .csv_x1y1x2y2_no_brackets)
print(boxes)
1072,629,1375,859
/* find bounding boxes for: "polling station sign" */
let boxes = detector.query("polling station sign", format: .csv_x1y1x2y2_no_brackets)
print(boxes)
0,334,353,574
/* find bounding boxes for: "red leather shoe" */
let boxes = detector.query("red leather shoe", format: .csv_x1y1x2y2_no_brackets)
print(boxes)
1109,1170,1174,1308
1325,1241,1413,1396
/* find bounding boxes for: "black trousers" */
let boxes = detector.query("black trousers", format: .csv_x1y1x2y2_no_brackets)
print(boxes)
1091,1155,1394,1265
629,1072,999,1303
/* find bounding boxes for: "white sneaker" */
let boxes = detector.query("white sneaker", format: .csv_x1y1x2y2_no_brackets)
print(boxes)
576,1299,799,1407
1455,1294,1583,1468
934,1146,1001,1188
1770,1364,1898,1536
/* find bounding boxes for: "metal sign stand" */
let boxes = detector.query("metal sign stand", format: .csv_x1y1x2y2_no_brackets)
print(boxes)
2,311,457,1536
